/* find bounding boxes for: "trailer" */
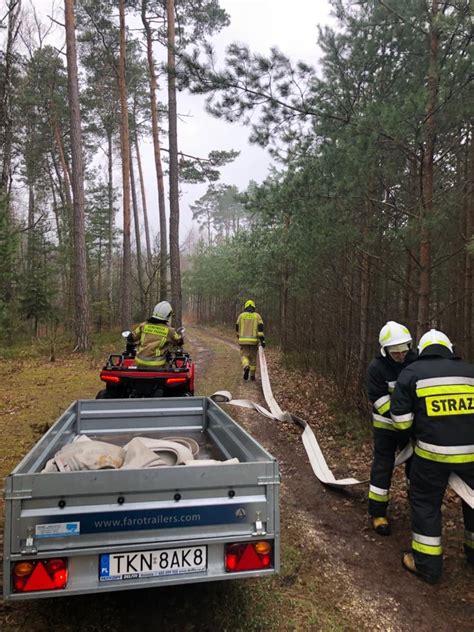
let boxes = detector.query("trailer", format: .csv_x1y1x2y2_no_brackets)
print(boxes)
3,397,280,600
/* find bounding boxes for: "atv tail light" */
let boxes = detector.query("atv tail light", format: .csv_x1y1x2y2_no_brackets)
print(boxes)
165,377,187,385
225,541,273,572
101,375,121,384
13,558,68,592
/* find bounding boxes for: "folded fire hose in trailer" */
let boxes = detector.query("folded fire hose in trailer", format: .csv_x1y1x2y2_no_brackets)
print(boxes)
41,435,239,472
211,346,474,508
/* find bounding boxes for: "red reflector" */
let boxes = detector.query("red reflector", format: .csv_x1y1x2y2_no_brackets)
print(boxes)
13,558,68,593
225,542,273,573
102,375,120,383
23,563,56,592
235,544,263,571
165,377,187,385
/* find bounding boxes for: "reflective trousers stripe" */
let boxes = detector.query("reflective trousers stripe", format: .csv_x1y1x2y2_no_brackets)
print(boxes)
412,540,443,556
369,491,390,503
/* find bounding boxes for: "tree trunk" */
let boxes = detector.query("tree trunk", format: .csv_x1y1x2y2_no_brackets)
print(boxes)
416,0,439,339
0,0,21,199
27,184,34,275
167,0,182,326
129,143,145,315
53,123,73,241
64,0,90,351
141,0,168,301
106,129,114,326
464,130,473,360
118,0,132,328
134,131,152,265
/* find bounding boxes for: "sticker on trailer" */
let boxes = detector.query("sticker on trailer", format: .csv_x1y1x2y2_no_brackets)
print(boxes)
35,521,80,538
99,545,207,581
38,503,250,535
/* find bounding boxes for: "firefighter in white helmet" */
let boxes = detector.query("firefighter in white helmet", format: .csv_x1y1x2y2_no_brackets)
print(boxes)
128,301,184,367
391,329,474,583
366,321,417,535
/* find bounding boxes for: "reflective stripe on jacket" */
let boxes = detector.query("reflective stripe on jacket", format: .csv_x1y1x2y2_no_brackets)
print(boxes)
390,345,474,463
236,311,264,345
133,321,182,365
366,351,417,431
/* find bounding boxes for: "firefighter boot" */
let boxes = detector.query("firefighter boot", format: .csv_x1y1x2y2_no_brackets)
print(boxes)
250,374,256,382
372,516,391,536
243,366,250,381
402,552,439,584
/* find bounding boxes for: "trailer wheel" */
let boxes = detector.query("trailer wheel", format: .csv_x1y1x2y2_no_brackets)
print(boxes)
96,389,112,399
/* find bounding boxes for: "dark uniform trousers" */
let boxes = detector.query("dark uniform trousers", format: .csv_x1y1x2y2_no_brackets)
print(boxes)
367,351,417,518
369,430,411,517
410,455,474,578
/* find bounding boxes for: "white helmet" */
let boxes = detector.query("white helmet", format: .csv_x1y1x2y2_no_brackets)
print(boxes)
379,321,412,357
152,301,173,321
418,329,453,353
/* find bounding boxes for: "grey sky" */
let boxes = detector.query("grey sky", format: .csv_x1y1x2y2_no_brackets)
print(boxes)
8,0,333,238
175,0,333,238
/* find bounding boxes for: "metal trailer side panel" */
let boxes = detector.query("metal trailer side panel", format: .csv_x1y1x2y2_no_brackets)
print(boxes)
3,397,280,599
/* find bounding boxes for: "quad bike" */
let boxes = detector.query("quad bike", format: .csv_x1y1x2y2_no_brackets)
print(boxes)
96,329,194,399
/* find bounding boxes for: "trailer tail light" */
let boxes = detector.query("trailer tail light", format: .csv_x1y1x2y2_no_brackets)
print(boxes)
12,558,68,592
165,377,187,385
101,374,120,384
225,541,273,572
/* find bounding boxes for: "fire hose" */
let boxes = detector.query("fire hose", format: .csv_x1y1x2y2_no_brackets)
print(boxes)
212,346,474,507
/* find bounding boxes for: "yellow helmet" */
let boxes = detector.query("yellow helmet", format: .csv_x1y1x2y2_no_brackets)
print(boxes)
244,299,256,309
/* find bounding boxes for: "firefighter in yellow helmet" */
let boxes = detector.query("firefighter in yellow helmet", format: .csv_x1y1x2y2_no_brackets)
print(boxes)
236,299,265,381
366,321,417,535
128,301,184,367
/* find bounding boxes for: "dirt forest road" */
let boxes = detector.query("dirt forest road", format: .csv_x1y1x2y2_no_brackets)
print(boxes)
0,326,473,631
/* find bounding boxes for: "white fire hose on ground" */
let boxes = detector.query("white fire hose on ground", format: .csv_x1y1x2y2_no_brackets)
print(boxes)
211,346,474,507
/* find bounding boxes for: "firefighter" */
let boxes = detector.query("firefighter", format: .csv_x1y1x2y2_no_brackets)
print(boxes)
391,329,474,584
129,301,184,367
236,299,265,381
367,321,417,535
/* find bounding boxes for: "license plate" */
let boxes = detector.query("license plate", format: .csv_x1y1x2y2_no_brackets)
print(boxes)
99,546,207,581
